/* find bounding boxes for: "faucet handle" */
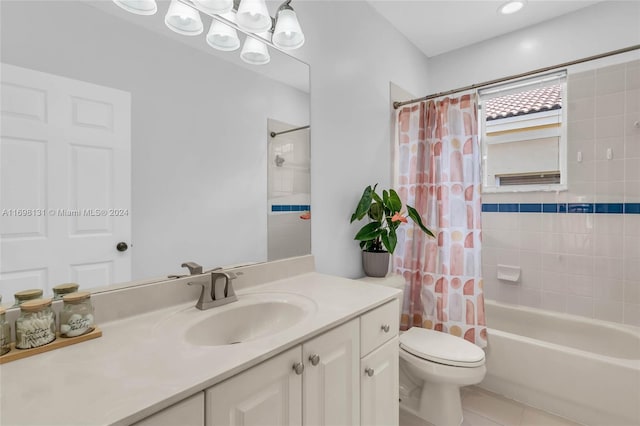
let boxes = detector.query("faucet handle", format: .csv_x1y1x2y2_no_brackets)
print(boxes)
181,262,203,275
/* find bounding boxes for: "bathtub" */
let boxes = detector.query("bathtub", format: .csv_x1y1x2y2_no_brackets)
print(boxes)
481,300,640,426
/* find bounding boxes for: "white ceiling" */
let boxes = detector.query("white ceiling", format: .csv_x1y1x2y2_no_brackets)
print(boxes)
368,0,603,58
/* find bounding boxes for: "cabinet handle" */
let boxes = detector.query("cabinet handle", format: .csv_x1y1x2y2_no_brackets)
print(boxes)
309,354,320,366
293,362,305,375
381,324,390,333
365,367,375,377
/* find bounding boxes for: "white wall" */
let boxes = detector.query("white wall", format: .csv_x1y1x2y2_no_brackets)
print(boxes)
427,1,640,94
291,1,431,277
1,1,309,282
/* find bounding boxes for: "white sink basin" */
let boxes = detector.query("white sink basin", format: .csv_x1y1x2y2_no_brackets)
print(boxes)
181,292,317,346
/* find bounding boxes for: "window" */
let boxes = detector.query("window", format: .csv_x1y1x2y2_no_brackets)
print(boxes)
478,71,567,192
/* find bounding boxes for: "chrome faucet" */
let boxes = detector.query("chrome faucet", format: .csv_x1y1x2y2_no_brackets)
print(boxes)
188,271,240,310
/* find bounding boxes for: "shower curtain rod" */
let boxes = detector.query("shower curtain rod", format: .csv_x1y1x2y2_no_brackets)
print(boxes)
393,44,640,109
270,125,310,138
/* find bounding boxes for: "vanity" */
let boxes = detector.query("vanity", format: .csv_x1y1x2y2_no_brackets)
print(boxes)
0,256,400,425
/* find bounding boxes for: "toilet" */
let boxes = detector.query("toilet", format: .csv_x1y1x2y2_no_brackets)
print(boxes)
359,275,486,426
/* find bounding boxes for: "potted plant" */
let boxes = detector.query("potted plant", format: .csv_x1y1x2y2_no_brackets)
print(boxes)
350,184,435,277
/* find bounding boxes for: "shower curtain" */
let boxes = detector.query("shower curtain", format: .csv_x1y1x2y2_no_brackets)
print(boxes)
394,94,487,348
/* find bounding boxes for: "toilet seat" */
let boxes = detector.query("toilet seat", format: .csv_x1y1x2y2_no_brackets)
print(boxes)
399,327,485,367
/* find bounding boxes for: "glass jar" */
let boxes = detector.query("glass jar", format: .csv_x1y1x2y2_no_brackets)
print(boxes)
14,289,43,307
53,283,79,300
15,298,56,349
60,292,94,337
0,307,10,356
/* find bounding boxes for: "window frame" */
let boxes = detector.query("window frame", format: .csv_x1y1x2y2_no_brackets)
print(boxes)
478,71,568,193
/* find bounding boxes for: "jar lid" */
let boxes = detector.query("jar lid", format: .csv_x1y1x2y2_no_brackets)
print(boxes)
15,289,43,300
63,291,91,303
20,298,53,312
53,283,79,294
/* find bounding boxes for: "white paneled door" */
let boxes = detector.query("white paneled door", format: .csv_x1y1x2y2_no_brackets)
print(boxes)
1,63,131,295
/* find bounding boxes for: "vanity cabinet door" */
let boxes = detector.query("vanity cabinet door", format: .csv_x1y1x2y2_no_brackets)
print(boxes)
360,337,399,426
206,346,302,426
303,318,360,426
133,392,204,426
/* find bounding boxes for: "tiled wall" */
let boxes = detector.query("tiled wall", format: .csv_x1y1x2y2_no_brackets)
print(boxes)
481,59,640,326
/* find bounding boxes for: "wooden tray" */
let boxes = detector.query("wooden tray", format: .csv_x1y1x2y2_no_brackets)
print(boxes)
0,327,102,364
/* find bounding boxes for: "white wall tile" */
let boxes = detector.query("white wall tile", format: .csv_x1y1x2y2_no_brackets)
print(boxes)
595,92,626,117
593,277,624,302
596,115,626,140
541,291,567,313
593,256,624,280
567,273,594,297
480,59,636,326
567,70,595,100
595,159,625,181
541,270,568,293
594,300,624,322
624,257,640,282
624,214,640,236
595,63,626,95
623,303,640,326
519,288,542,308
623,280,640,304
593,214,624,235
625,133,640,158
625,158,640,180
566,295,594,317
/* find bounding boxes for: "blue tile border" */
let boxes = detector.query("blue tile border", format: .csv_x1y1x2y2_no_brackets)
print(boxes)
519,203,542,213
498,203,519,213
626,203,640,214
271,205,311,212
482,203,640,214
482,203,498,212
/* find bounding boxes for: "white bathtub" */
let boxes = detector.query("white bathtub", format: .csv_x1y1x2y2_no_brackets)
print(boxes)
481,300,640,426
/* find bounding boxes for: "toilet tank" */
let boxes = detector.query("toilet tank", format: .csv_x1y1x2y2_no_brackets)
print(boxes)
357,274,405,324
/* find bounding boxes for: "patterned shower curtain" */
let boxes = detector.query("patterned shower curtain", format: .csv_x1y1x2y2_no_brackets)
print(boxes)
394,94,487,348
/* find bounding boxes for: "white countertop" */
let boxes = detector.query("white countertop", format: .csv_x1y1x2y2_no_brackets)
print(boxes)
0,272,399,426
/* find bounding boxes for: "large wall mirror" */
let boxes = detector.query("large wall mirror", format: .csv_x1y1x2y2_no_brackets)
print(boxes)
0,0,310,302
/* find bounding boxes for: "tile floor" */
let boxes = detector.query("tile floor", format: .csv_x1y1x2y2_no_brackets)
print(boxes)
400,386,583,426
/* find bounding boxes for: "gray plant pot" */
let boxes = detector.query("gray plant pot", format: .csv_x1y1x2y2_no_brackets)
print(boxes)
362,251,390,277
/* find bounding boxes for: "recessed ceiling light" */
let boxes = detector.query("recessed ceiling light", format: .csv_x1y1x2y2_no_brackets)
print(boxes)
499,0,526,15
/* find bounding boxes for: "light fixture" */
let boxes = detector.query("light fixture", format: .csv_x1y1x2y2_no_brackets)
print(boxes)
165,0,204,36
235,0,272,33
113,0,306,66
192,0,233,15
240,33,270,65
112,0,157,15
498,0,526,15
272,1,304,50
206,13,240,51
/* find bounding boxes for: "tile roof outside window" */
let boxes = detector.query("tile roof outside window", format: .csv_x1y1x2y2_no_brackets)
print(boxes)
485,84,562,121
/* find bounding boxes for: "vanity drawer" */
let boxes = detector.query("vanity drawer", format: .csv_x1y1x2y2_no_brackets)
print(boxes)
360,299,399,357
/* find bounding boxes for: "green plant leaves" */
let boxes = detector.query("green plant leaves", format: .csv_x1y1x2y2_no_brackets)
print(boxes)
407,205,435,237
354,221,382,241
351,184,436,254
350,185,374,223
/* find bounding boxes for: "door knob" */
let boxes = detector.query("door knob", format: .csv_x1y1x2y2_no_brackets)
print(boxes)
381,324,390,333
116,242,129,252
365,367,375,377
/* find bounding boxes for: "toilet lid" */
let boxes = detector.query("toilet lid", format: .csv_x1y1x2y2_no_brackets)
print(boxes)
399,327,485,367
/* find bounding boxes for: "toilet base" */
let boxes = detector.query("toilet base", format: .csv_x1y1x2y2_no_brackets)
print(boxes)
418,382,463,426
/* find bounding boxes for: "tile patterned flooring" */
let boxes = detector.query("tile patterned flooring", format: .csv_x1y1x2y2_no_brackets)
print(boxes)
400,386,583,426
